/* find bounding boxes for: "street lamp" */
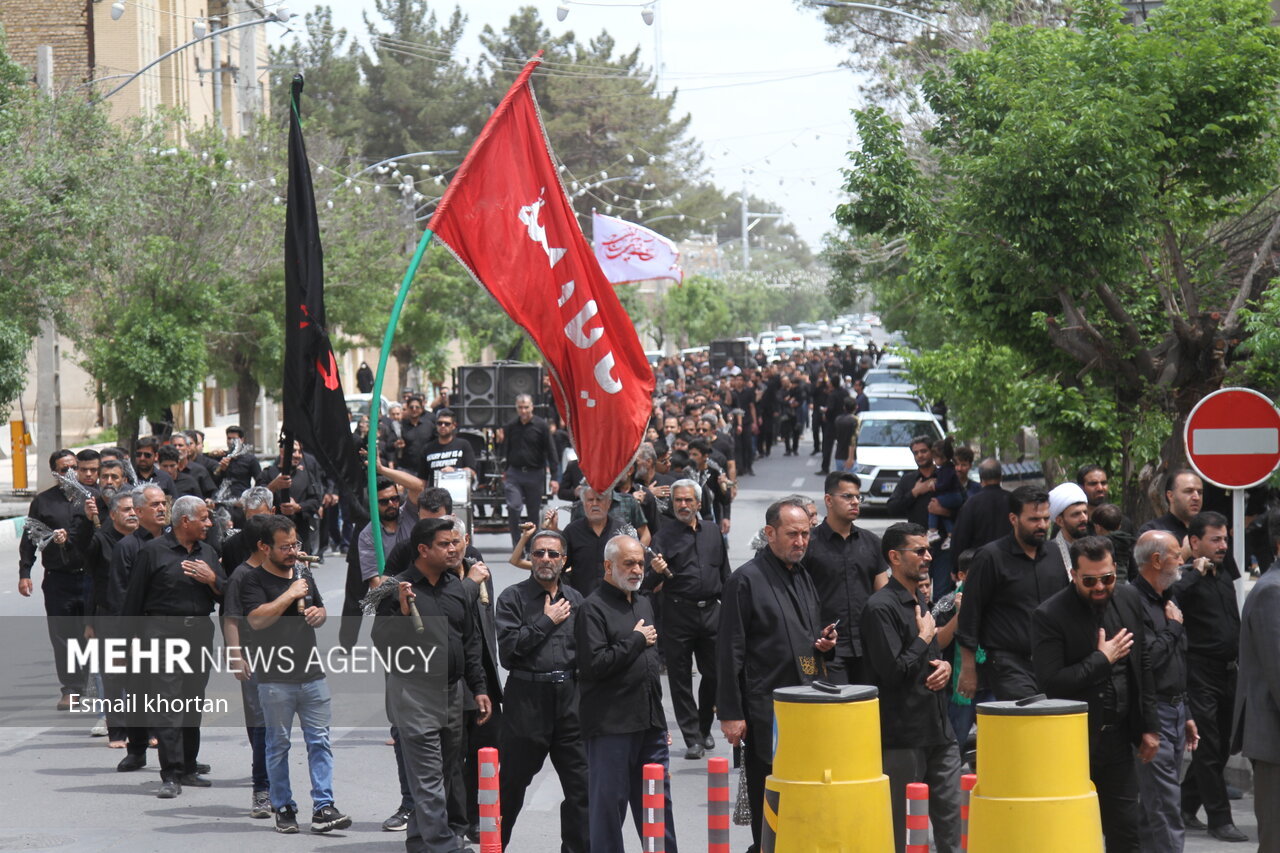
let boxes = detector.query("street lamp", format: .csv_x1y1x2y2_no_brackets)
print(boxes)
553,0,662,90
804,0,959,38
99,8,293,100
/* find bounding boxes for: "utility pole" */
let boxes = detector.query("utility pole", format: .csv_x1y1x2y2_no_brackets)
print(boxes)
35,45,62,491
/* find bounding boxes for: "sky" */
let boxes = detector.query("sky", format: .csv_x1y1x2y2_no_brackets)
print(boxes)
269,0,864,249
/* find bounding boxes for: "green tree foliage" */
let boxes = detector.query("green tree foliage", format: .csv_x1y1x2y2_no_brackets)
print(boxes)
835,0,1280,516
659,276,733,347
0,28,122,418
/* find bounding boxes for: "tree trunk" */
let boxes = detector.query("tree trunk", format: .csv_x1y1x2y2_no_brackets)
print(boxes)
117,401,141,452
235,371,261,447
394,344,414,399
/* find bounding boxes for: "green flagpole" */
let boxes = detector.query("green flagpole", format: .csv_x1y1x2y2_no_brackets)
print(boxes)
367,227,436,576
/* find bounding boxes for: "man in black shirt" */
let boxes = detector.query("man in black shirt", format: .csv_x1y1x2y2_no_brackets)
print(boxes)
373,517,490,853
576,534,678,853
949,459,1009,558
718,498,837,851
956,485,1062,702
494,529,589,853
1138,469,1203,544
170,434,215,497
212,425,263,494
831,399,859,474
1131,530,1200,853
885,435,938,526
220,513,274,820
109,484,169,771
157,445,204,499
420,408,477,482
1175,510,1246,842
241,515,351,834
84,490,139,746
122,495,226,798
398,395,437,476
498,394,559,546
818,380,850,475
647,479,730,760
808,472,888,685
559,487,623,598
133,437,176,497
1032,536,1159,853
262,441,325,556
862,522,961,853
20,449,96,708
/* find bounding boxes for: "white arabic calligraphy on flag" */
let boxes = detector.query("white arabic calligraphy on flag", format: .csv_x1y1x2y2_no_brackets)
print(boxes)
591,211,684,285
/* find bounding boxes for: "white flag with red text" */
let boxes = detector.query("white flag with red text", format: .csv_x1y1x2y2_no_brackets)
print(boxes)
592,211,683,285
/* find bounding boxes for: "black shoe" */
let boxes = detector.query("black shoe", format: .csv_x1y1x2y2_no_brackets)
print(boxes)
156,780,181,799
684,743,705,760
816,470,829,476
311,804,352,833
465,826,481,844
56,694,72,711
193,762,210,774
702,734,716,750
117,753,146,772
382,806,412,831
1182,812,1207,831
1227,783,1243,800
1209,824,1249,843
178,773,212,787
275,805,300,834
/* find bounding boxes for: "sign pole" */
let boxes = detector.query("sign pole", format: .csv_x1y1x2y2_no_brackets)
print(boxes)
1232,487,1246,606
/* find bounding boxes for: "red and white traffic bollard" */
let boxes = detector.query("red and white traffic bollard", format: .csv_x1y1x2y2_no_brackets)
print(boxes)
961,774,976,851
906,782,930,853
478,747,501,853
642,762,666,853
708,756,730,853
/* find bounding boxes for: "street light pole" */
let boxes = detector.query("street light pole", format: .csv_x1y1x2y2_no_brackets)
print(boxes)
35,46,62,490
99,11,291,101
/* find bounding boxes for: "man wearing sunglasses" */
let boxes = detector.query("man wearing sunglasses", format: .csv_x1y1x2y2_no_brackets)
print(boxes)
1032,535,1159,853
493,530,589,853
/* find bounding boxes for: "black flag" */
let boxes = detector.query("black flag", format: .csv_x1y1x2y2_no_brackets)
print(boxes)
281,75,363,491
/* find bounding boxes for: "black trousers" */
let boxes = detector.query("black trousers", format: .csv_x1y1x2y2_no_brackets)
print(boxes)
824,653,866,686
780,415,799,454
820,421,838,471
743,720,772,851
43,570,90,696
1091,727,1140,853
661,598,719,747
337,549,366,650
979,650,1039,701
811,416,823,454
498,678,589,853
143,616,215,782
1181,654,1237,827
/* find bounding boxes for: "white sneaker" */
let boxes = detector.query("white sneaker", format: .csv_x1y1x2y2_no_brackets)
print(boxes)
90,718,108,737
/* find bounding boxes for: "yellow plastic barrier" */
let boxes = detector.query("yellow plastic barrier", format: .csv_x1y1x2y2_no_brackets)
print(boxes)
968,697,1102,853
763,683,894,853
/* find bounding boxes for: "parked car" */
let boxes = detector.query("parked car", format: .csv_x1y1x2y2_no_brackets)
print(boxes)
850,410,945,507
865,392,925,412
344,394,393,432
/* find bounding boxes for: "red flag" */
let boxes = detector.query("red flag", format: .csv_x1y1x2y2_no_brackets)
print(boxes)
429,56,654,492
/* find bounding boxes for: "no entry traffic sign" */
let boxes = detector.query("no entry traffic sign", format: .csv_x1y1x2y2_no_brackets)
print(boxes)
1183,387,1280,489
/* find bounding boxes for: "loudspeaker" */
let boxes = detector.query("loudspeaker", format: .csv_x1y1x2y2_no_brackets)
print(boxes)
454,363,545,429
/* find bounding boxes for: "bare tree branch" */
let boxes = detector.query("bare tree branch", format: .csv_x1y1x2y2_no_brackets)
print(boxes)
1224,209,1280,335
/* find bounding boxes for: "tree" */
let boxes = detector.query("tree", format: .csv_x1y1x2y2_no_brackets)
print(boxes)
835,0,1280,517
0,29,122,418
660,276,733,347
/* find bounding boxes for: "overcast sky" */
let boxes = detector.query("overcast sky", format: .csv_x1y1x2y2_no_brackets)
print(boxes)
270,0,863,248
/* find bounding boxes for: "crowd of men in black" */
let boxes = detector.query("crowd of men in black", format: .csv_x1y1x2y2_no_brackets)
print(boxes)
17,344,1280,853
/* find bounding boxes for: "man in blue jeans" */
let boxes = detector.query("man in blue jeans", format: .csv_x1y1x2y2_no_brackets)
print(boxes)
241,515,351,834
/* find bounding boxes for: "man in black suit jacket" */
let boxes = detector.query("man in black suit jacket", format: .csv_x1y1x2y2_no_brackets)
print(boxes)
1032,535,1159,853
949,458,1009,557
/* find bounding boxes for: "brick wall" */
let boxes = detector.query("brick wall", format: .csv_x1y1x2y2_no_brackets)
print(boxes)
0,0,90,87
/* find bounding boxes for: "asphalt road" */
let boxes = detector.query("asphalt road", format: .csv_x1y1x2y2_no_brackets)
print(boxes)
0,445,1256,851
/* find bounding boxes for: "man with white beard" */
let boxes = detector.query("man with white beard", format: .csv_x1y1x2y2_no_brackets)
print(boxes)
576,534,678,853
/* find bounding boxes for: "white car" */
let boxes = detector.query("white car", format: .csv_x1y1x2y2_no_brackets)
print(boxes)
849,410,945,507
